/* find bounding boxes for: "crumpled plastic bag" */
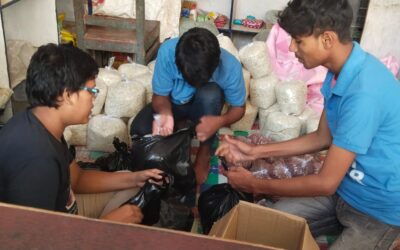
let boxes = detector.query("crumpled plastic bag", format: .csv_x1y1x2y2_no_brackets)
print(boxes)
77,137,133,171
122,173,172,225
198,183,253,234
130,127,196,196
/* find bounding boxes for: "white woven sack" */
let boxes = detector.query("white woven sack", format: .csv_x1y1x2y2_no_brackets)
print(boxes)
239,41,271,79
230,101,258,131
275,80,307,115
87,115,129,152
0,88,13,109
250,74,279,109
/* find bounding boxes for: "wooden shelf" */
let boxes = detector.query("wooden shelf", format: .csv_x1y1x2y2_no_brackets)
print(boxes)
0,0,21,10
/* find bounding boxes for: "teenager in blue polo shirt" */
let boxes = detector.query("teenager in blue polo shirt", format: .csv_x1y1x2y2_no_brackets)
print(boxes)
131,27,246,186
216,0,400,249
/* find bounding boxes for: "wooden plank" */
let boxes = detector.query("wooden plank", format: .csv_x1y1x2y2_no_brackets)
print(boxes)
0,202,271,250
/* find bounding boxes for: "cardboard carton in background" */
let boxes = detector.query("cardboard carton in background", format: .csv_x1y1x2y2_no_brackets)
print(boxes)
209,201,319,250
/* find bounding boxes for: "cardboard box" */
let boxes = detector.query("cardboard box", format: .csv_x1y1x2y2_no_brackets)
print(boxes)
209,201,319,250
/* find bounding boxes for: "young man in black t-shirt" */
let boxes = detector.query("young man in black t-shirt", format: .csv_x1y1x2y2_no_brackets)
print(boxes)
0,44,163,224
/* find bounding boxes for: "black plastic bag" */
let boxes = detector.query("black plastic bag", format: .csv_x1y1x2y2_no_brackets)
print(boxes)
130,127,196,196
198,183,254,234
78,137,133,171
122,173,172,225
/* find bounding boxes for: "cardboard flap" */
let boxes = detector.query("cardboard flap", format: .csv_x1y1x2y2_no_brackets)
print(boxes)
209,201,319,250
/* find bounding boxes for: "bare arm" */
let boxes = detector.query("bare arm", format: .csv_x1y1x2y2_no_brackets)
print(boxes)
216,110,331,162
152,94,172,116
70,161,163,194
225,144,356,196
197,105,245,142
255,110,331,158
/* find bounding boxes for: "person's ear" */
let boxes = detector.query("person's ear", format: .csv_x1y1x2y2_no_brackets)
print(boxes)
59,89,76,106
321,31,337,49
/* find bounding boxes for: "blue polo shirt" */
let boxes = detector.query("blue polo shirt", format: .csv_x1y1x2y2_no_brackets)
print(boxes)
321,42,400,226
152,38,246,106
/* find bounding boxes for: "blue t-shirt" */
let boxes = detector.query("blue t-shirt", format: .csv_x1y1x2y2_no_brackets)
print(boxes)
152,38,246,106
321,42,400,226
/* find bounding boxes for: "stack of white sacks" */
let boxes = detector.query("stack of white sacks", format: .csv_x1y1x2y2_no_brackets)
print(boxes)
64,57,155,152
218,34,320,142
64,35,322,151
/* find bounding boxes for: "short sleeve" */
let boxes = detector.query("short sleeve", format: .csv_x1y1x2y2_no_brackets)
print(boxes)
223,62,246,106
333,94,381,154
152,45,174,96
7,157,60,210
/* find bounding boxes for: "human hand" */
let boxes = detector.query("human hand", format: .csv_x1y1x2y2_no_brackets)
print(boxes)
220,166,256,193
152,114,174,136
101,204,143,224
132,168,164,188
196,116,222,142
216,135,256,164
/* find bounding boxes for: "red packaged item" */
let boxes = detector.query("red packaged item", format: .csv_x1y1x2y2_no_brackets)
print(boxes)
242,18,264,29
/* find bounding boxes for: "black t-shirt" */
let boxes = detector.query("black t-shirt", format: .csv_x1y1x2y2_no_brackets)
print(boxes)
0,109,77,214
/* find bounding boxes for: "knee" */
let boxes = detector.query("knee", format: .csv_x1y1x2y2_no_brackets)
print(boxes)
196,83,223,104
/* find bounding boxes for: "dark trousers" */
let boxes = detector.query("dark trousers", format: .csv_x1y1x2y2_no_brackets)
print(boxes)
130,82,224,146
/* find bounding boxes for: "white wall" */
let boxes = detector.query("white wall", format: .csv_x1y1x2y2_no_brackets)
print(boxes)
2,0,59,47
196,0,289,21
360,0,400,62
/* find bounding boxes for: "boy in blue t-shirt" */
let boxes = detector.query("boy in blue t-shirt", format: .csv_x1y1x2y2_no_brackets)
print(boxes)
131,28,246,187
216,0,400,249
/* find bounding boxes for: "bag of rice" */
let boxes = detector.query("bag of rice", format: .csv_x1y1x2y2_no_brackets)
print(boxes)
239,42,271,79
96,57,122,87
91,79,108,115
217,34,240,62
242,68,251,99
230,101,258,131
250,73,279,109
118,57,151,81
258,103,280,132
105,80,146,118
306,116,320,134
262,111,302,142
134,72,153,104
296,106,319,135
147,60,156,73
64,124,88,146
275,80,307,115
87,115,129,152
0,88,13,109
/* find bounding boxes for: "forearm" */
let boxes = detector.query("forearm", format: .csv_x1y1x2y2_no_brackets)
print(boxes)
254,131,330,159
152,94,172,115
220,106,245,127
252,174,332,197
73,170,137,194
253,110,331,159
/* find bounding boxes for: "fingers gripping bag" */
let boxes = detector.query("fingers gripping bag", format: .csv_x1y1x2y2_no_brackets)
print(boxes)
130,127,196,196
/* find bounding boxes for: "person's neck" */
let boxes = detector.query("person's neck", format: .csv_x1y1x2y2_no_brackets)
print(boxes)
323,42,354,75
31,106,65,141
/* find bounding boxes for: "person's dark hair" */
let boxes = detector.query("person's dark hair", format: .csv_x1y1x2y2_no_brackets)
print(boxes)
278,0,353,43
176,27,220,87
26,43,98,108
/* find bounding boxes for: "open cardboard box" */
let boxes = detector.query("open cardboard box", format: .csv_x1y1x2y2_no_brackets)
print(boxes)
209,201,319,250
